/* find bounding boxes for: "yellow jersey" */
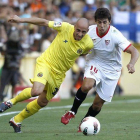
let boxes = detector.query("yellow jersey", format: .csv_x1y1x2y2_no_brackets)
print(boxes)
41,21,93,74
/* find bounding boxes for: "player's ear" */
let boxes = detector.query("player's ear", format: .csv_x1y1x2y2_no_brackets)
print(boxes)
74,24,76,29
74,24,77,32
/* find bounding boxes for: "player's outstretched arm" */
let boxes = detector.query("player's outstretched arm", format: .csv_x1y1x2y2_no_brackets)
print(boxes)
8,15,49,27
125,45,139,74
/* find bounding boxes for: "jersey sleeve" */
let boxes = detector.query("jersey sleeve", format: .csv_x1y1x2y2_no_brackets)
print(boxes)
48,21,69,32
113,28,131,51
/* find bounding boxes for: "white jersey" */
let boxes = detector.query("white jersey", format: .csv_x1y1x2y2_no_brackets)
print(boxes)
86,25,131,72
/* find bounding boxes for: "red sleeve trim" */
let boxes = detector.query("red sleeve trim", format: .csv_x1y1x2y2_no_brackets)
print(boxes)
123,44,131,52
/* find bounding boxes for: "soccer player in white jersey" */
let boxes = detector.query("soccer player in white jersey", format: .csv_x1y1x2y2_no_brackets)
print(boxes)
61,8,139,130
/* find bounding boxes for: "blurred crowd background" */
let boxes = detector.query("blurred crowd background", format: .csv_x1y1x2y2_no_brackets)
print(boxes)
0,0,140,101
0,0,140,53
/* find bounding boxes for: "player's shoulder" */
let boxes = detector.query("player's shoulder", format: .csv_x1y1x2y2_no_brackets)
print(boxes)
57,21,73,30
62,22,73,28
49,21,73,32
87,25,97,38
110,25,121,34
108,26,123,39
83,34,93,48
83,33,92,41
109,26,126,42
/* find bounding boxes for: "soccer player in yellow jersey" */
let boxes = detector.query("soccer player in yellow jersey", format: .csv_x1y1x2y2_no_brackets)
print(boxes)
0,15,93,133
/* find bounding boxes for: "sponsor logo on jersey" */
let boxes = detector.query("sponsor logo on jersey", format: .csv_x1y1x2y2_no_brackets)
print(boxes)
54,21,62,27
63,40,68,43
77,48,83,54
37,72,43,77
105,40,110,45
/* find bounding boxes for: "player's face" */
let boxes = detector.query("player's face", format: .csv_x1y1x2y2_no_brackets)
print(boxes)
73,26,88,41
96,19,110,36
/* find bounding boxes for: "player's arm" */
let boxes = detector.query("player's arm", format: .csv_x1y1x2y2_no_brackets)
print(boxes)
80,53,88,56
8,15,49,27
125,45,139,74
81,43,93,56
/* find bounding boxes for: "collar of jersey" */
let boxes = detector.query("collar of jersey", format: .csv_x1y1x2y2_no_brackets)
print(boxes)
96,25,110,38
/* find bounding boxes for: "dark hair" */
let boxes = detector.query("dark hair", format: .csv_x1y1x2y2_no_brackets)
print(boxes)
94,8,111,22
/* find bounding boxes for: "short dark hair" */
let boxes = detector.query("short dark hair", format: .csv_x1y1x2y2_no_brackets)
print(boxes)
94,8,111,22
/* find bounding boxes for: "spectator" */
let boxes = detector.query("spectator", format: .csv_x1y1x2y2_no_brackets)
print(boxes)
64,11,75,24
96,0,109,9
59,0,71,16
84,11,95,25
30,0,46,13
0,23,24,101
83,0,97,12
40,31,54,52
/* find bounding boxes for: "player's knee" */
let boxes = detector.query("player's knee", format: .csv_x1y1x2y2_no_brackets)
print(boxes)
81,83,93,93
31,88,43,97
37,98,48,107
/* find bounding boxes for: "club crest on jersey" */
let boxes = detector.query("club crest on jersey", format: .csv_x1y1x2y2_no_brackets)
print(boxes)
54,21,62,27
37,72,43,77
105,40,110,45
77,48,83,54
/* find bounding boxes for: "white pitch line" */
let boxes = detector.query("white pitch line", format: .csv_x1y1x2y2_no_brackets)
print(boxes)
0,99,140,117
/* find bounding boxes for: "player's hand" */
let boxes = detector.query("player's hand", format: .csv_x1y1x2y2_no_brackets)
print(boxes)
8,15,22,23
127,63,135,74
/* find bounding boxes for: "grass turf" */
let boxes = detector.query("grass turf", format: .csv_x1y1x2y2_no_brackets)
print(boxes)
0,95,140,140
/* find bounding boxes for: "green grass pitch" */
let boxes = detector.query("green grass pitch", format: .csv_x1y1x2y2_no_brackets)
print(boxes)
0,95,140,140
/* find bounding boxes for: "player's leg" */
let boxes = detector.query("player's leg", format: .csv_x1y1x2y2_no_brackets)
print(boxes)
9,90,48,133
9,74,61,133
0,70,13,111
10,56,46,105
78,76,119,131
0,56,47,112
11,70,20,98
12,82,45,104
61,78,95,125
14,90,48,123
71,78,96,114
0,82,45,112
84,93,105,118
0,68,11,101
61,62,101,125
77,94,105,132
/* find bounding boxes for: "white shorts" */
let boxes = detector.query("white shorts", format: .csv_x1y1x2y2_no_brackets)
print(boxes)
84,62,121,102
